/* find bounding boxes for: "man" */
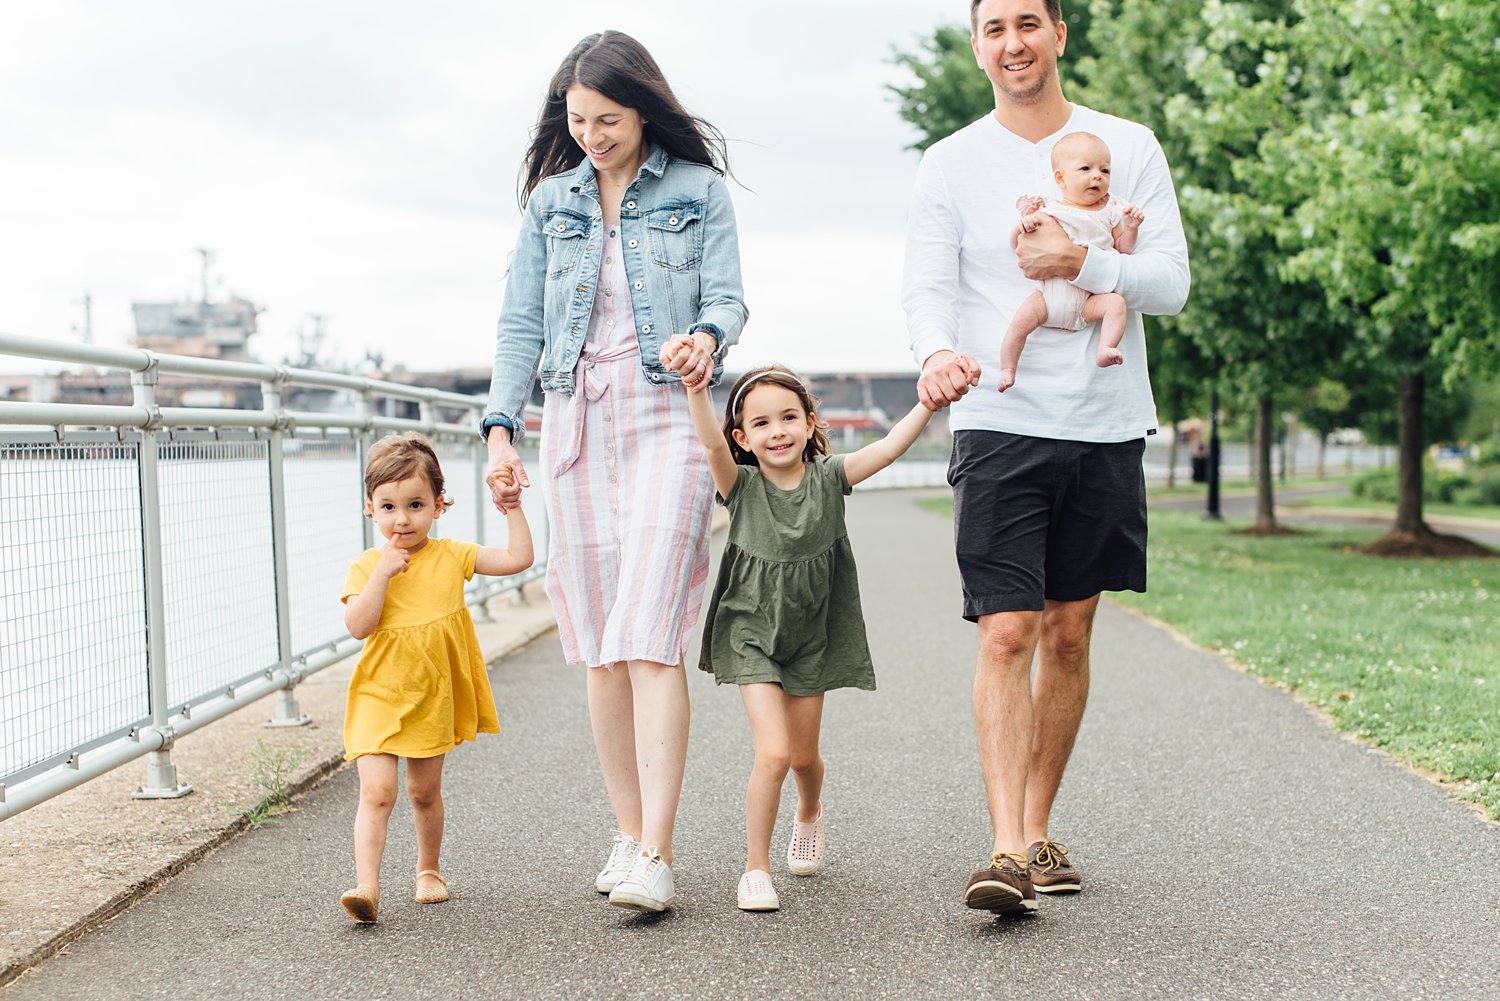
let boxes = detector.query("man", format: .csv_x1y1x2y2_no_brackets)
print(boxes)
902,0,1190,914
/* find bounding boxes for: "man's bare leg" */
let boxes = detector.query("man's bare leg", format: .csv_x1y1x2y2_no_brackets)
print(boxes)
973,609,1044,856
1024,595,1098,841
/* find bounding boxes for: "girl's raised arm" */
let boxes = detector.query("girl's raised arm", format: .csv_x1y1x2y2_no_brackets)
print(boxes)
842,403,935,487
475,504,534,576
686,379,739,499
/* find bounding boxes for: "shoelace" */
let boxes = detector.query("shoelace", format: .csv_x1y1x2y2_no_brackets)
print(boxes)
607,832,638,870
1032,840,1071,873
989,852,1030,872
625,846,664,884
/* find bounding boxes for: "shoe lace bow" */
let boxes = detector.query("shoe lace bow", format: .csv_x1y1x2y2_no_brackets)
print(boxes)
1032,840,1071,873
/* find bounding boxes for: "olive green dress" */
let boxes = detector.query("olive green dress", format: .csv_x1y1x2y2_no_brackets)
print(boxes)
698,455,876,695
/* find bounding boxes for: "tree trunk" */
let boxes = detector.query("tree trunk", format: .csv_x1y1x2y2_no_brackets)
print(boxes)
1255,395,1277,531
1316,434,1328,479
1394,372,1427,534
1166,420,1180,489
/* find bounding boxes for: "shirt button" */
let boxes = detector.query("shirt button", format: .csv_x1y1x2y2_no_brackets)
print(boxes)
609,474,618,483
607,319,614,326
604,289,613,298
603,413,612,422
609,229,617,238
627,239,638,249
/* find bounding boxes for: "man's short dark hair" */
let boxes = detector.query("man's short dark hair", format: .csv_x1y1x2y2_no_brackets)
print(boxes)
970,0,1062,32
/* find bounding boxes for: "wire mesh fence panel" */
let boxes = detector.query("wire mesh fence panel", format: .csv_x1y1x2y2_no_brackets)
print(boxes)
284,434,365,656
0,439,150,784
157,435,279,708
433,433,485,552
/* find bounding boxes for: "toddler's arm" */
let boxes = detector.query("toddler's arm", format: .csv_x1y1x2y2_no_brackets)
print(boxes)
684,377,740,499
344,544,409,640
842,402,936,487
1112,202,1145,254
475,503,534,576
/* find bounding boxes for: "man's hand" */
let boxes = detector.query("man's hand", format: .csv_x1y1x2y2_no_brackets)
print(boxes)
918,351,981,412
1015,213,1086,282
374,541,410,580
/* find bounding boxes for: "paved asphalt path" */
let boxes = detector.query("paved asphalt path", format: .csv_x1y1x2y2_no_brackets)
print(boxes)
6,490,1497,1000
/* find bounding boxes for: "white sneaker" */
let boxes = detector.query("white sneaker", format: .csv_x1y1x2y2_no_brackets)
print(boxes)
787,804,825,876
595,831,639,894
736,869,780,911
608,846,675,912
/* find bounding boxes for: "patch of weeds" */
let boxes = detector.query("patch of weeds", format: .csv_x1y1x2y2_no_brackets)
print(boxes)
241,739,307,829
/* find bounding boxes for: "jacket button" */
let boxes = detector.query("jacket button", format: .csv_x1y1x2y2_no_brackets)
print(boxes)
556,223,566,232
669,216,678,226
625,200,636,210
642,324,652,334
627,239,638,249
634,281,643,290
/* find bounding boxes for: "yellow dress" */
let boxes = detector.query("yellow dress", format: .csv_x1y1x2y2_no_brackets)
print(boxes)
341,537,500,760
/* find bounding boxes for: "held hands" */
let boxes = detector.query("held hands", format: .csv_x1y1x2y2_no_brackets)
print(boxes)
657,330,716,392
374,541,410,580
917,351,981,412
485,446,529,513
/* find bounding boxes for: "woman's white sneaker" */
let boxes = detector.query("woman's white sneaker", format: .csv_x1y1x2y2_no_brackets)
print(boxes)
787,805,825,876
595,831,639,894
607,846,675,912
736,869,780,911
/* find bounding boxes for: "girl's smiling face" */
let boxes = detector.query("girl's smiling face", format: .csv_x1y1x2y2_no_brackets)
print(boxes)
732,384,815,471
366,474,444,551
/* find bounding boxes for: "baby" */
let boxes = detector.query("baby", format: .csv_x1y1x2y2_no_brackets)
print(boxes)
998,131,1145,392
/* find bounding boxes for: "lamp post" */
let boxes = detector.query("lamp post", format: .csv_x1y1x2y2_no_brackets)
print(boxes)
1206,385,1222,521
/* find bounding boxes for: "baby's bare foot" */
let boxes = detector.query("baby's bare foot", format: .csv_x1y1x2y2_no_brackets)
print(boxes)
1096,347,1123,368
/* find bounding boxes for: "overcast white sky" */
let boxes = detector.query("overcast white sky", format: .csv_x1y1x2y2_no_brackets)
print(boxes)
0,1,975,376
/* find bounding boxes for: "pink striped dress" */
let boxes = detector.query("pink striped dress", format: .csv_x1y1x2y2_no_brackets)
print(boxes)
538,225,715,668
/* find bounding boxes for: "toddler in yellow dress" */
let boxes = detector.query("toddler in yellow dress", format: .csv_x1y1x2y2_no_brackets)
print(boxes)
338,432,533,923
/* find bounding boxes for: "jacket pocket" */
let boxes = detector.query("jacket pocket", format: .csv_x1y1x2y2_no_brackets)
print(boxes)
543,210,590,279
645,201,703,272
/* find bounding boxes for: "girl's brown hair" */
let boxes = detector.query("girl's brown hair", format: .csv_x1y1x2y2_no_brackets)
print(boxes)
721,366,830,467
363,432,453,511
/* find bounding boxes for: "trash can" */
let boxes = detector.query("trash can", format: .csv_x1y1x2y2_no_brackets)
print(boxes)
1190,445,1208,484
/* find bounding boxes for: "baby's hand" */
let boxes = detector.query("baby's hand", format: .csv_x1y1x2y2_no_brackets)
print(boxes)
374,541,410,579
1015,194,1045,216
1120,202,1145,228
1020,212,1046,234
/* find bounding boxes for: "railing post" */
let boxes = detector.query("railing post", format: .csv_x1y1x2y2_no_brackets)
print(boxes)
357,389,375,551
471,407,498,621
130,358,192,800
262,375,311,727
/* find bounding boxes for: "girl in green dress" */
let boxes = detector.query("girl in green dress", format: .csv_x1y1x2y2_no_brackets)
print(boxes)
664,349,964,911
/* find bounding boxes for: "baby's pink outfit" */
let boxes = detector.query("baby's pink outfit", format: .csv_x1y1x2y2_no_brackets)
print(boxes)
1033,197,1125,330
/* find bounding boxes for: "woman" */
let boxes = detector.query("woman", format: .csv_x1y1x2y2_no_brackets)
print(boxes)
481,30,747,914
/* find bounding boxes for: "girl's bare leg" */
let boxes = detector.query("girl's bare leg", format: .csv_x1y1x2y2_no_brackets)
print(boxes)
405,754,447,892
739,683,791,872
785,693,826,822
999,290,1049,392
587,663,643,841
1084,292,1128,367
353,754,399,889
628,659,690,864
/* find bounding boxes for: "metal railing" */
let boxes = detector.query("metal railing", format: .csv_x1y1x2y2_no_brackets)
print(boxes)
0,332,547,821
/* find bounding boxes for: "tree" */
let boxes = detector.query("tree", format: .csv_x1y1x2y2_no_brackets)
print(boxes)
1249,0,1500,555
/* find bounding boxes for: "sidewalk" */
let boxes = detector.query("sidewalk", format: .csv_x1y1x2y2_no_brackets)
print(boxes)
0,580,559,987
3,492,1497,1000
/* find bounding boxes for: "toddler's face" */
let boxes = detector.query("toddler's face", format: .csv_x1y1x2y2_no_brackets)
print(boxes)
733,384,814,471
366,474,443,552
1052,138,1112,207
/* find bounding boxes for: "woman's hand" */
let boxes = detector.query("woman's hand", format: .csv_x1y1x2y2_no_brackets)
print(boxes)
485,431,530,512
658,330,716,392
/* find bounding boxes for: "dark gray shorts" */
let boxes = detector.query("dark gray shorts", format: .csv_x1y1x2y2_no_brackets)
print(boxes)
948,430,1147,621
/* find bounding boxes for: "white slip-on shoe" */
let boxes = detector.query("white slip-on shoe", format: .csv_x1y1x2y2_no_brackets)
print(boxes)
607,846,676,913
595,831,640,894
736,869,780,912
787,805,825,876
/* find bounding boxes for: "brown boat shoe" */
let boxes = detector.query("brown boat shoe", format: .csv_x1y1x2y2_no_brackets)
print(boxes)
1028,839,1081,894
963,852,1038,914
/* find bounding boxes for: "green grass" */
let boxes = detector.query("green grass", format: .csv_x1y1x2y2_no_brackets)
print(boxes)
919,497,1500,819
1145,473,1351,500
1282,492,1500,523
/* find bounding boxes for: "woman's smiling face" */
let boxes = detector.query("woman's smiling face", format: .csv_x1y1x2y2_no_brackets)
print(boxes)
566,85,646,174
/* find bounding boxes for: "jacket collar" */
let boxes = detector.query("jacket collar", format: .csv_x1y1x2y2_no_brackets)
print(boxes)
569,144,669,196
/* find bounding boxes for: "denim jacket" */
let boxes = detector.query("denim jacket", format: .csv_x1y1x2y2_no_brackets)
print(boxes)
482,144,748,442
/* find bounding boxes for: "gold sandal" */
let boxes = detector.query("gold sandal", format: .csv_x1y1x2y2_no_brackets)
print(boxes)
340,884,379,923
414,869,449,904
